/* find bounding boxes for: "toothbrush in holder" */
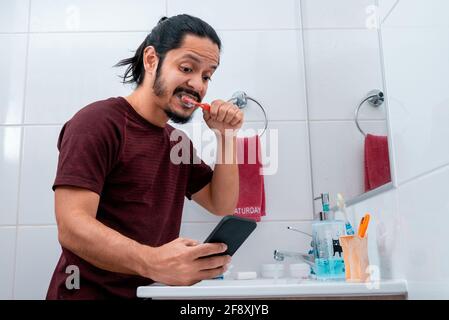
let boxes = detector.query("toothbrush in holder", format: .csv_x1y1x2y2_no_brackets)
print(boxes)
337,193,355,235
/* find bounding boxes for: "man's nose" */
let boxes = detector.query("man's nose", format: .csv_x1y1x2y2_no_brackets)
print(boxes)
186,75,205,97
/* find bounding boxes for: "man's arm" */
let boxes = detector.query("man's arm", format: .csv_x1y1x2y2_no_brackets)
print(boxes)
192,100,243,216
55,186,230,285
192,134,239,216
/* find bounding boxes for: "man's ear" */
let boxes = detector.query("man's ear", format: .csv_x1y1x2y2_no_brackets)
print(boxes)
143,46,159,75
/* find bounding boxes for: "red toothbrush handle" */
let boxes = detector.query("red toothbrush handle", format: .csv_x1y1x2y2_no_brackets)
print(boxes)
199,103,211,111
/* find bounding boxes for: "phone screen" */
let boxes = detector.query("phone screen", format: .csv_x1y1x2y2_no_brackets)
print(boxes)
204,216,257,256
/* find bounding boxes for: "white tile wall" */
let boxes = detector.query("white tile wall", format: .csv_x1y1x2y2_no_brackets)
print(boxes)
18,126,61,225
25,32,143,124
203,30,308,121
0,227,16,299
14,226,60,299
395,165,449,298
30,0,166,32
301,0,376,29
382,0,449,28
382,26,449,184
168,0,300,30
378,0,399,24
0,34,27,124
0,0,30,33
0,127,22,225
179,121,313,222
304,29,385,121
347,0,449,299
310,120,388,207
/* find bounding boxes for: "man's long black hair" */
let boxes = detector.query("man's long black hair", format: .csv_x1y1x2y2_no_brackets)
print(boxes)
115,14,221,87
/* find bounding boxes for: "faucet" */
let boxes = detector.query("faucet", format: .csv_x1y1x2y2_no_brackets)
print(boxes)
273,250,315,267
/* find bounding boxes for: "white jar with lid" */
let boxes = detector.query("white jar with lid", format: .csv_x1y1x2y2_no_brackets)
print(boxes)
261,264,285,278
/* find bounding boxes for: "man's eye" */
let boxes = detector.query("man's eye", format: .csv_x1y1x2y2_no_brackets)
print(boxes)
203,76,212,82
180,66,192,73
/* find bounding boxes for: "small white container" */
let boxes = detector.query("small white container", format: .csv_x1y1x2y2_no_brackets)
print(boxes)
289,263,310,279
261,264,285,278
235,271,258,280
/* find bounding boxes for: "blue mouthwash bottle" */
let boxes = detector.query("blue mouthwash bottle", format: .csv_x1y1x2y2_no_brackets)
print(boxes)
311,193,346,280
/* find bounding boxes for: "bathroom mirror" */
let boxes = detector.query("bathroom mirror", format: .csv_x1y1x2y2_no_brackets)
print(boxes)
302,3,394,213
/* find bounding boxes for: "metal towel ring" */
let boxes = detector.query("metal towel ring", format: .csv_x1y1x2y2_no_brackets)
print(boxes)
228,91,268,137
354,89,385,137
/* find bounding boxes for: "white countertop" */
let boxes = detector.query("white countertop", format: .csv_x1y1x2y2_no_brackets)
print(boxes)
137,278,408,299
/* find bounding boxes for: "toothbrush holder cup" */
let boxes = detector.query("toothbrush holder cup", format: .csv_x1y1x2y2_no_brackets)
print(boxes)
339,235,370,282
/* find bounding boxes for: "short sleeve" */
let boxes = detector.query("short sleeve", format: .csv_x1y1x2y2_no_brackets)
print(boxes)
185,141,213,200
52,110,122,195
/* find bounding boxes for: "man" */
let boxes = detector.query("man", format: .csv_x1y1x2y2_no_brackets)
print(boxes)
46,14,243,299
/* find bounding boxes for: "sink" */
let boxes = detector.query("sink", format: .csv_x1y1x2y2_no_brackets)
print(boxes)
137,278,408,299
193,278,302,286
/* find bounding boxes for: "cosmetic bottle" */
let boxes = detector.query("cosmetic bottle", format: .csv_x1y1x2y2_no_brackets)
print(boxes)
311,193,346,280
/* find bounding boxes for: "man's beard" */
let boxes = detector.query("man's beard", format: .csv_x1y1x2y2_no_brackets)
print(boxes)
153,71,197,125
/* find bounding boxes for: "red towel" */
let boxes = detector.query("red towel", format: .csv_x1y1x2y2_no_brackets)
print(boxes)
234,135,266,222
364,134,391,192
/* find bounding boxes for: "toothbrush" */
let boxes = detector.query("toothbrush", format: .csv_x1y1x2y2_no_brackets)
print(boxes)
336,193,355,235
181,96,211,111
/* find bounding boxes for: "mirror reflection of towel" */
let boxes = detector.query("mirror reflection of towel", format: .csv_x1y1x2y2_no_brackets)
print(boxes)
234,135,266,222
364,134,391,192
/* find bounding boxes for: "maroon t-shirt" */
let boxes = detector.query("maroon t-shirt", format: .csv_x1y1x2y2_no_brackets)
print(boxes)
46,97,213,300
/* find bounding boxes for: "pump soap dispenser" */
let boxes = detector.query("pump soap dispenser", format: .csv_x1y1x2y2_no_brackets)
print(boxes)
311,193,346,280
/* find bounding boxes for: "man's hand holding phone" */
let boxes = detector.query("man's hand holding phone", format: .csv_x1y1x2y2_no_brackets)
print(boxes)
140,237,231,286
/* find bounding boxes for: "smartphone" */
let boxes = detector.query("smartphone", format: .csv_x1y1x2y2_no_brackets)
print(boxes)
203,216,257,256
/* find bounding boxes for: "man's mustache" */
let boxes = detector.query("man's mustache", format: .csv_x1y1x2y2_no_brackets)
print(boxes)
173,87,201,102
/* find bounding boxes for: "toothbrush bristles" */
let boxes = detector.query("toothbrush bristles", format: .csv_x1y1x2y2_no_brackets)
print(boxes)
181,96,196,108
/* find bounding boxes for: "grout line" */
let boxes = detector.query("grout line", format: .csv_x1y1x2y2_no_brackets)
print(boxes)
381,0,400,25
0,224,57,228
12,0,33,299
1,221,314,226
299,0,317,219
181,220,314,224
0,119,388,127
398,162,449,188
0,32,29,35
308,119,387,123
301,27,379,31
0,27,380,36
0,123,63,127
12,0,32,300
